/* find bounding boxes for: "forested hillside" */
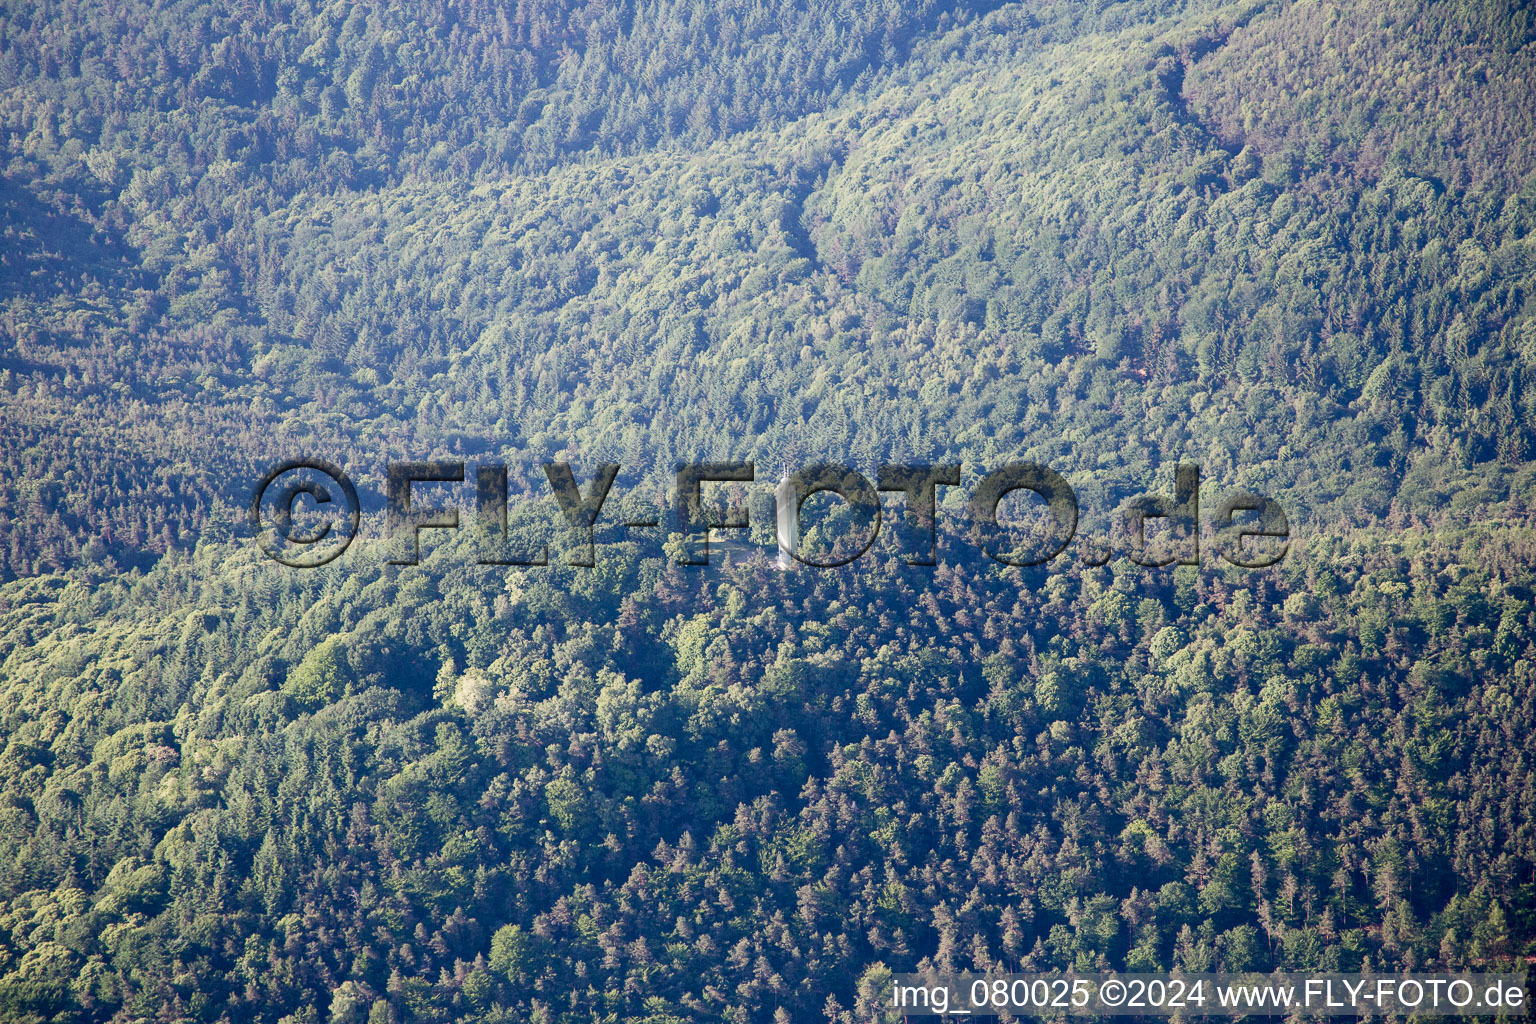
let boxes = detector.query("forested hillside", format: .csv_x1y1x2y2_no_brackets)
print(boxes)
1,0,1535,1021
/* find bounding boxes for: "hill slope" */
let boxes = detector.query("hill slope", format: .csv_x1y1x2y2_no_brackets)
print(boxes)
1,1,1535,1021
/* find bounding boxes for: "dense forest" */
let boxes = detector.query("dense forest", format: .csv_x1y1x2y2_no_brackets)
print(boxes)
1,0,1535,1021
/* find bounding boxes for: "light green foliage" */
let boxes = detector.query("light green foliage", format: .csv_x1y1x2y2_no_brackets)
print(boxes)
283,636,349,709
0,0,1534,1021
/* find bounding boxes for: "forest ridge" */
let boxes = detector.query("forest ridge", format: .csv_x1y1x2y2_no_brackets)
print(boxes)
0,0,1535,1022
